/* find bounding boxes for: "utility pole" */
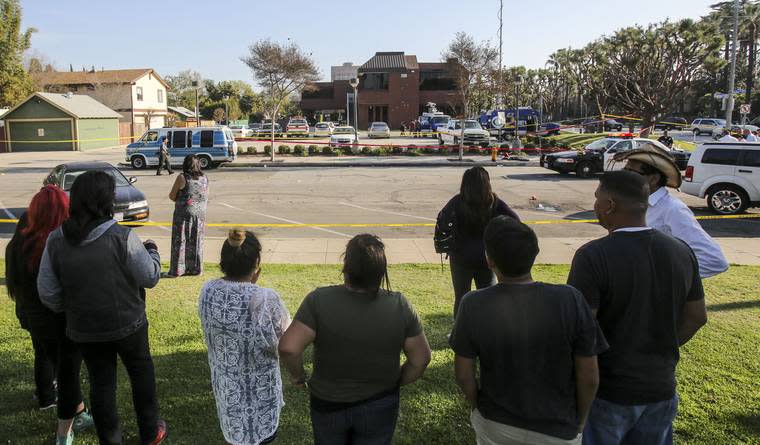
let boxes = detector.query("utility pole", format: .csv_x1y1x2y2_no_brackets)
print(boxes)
725,0,740,127
498,0,503,108
192,80,200,128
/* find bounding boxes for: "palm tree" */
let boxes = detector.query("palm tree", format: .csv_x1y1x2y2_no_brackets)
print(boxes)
741,2,760,106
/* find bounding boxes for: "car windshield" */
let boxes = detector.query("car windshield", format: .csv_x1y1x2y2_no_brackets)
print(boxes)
371,123,388,129
334,127,354,134
290,120,307,125
586,139,618,151
715,119,726,125
432,116,449,124
316,123,329,128
63,167,129,191
464,121,481,129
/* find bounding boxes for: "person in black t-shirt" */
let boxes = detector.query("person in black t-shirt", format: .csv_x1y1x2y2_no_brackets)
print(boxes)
437,166,520,317
450,216,607,444
567,171,707,445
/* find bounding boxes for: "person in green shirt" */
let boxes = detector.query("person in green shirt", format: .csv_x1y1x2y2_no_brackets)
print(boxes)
279,234,431,445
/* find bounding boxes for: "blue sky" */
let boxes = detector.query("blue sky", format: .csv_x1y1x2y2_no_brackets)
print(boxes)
22,0,717,85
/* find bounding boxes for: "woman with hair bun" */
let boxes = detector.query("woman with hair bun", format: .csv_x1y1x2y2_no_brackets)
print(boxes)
198,230,291,445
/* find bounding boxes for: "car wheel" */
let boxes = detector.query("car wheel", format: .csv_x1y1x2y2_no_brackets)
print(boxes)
693,129,700,136
198,155,212,170
707,185,749,215
131,156,146,169
575,162,595,178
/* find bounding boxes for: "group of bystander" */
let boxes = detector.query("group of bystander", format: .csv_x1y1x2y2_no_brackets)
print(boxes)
6,146,726,445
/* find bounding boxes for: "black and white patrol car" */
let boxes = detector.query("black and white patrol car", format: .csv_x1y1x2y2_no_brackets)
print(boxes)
540,135,691,178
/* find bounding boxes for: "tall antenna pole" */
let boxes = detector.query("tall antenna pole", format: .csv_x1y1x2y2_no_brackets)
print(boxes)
498,0,503,108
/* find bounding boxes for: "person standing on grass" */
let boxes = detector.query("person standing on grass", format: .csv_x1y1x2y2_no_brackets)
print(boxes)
279,234,432,445
199,230,291,445
614,148,729,278
6,185,94,445
450,216,607,445
567,171,707,445
165,155,208,278
156,136,173,176
436,166,520,317
38,171,167,445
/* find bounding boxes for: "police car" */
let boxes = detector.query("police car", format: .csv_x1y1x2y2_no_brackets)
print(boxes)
540,134,691,178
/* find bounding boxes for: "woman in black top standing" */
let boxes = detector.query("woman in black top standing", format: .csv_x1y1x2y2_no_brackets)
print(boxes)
439,166,520,317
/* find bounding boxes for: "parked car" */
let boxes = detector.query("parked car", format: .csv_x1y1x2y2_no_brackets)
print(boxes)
126,126,237,170
540,136,690,178
44,162,149,222
654,116,688,131
540,122,561,136
229,125,254,138
249,123,262,133
286,117,310,137
312,122,334,137
329,126,356,147
368,122,391,138
257,123,283,137
582,118,624,133
690,118,726,136
438,119,490,147
681,142,760,214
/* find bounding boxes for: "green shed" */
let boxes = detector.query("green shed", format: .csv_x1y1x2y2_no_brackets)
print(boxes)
3,92,121,152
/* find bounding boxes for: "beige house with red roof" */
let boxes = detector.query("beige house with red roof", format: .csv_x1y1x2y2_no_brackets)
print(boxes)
32,68,169,141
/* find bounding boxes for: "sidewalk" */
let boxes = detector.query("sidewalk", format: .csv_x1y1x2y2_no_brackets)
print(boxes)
225,154,538,168
2,236,756,265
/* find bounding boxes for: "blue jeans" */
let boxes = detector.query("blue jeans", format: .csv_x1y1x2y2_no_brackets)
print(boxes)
310,391,400,445
583,395,678,445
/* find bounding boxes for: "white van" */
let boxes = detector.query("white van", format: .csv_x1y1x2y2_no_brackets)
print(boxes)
682,142,760,214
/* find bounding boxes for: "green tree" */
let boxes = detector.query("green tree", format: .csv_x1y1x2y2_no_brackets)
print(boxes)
165,69,203,111
601,19,724,136
241,39,319,161
0,0,36,107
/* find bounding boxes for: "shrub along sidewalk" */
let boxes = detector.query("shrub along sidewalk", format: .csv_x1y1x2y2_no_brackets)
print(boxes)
1,263,758,444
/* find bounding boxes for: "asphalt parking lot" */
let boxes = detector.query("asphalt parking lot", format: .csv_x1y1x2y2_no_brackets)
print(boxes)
0,149,757,243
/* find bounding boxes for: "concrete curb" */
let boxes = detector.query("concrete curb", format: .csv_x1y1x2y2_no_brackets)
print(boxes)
221,160,540,168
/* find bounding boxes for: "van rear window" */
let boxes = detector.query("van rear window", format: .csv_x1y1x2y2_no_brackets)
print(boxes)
702,148,740,166
200,130,214,148
741,150,760,167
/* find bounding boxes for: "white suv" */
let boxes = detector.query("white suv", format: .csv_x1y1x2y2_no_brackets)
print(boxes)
682,142,760,214
690,118,727,136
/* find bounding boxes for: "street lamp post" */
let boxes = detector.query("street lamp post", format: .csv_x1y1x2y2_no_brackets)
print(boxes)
514,74,524,148
191,80,200,128
224,95,229,126
349,77,360,146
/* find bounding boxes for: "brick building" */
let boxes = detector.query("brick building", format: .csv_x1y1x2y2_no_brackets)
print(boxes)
300,52,461,130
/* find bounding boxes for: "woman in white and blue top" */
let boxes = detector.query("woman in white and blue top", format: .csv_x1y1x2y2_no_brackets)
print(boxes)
198,230,291,445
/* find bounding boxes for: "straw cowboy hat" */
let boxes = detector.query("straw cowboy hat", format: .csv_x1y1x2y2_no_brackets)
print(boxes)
613,148,682,188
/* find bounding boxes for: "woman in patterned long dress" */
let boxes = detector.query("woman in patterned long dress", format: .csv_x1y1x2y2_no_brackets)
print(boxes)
167,155,208,277
199,230,291,445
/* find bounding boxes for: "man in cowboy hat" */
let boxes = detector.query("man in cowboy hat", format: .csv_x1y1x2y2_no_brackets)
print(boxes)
613,148,728,278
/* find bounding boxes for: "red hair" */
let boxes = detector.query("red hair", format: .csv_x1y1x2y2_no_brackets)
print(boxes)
22,185,70,272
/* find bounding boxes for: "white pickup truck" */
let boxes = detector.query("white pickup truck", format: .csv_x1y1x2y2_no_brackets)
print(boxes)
438,119,491,147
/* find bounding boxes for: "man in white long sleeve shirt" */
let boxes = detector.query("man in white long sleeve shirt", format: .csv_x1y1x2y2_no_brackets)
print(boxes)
614,149,729,278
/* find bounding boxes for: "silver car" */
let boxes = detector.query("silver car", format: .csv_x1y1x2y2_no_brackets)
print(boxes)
368,122,391,138
690,118,727,136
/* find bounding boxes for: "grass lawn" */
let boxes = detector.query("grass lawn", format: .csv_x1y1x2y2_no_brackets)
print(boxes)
1,262,759,444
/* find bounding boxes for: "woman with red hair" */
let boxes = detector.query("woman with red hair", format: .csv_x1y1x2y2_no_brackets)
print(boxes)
6,185,93,445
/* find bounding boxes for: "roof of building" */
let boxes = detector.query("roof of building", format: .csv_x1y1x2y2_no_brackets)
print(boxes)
32,68,170,89
168,106,197,118
7,92,123,119
0,108,8,118
359,52,418,73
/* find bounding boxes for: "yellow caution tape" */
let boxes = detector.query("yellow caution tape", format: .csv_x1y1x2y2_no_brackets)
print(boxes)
0,213,758,228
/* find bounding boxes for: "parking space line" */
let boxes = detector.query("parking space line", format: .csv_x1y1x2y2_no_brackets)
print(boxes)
0,201,16,219
338,202,436,221
219,202,351,238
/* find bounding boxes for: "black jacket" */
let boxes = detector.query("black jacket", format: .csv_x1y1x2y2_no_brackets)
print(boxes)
440,195,520,268
5,212,64,336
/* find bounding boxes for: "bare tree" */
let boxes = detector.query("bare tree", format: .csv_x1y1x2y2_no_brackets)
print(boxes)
213,107,225,124
442,32,497,160
241,39,319,160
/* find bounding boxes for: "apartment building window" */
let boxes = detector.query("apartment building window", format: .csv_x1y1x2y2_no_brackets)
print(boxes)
157,90,163,103
136,86,144,101
362,73,389,90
